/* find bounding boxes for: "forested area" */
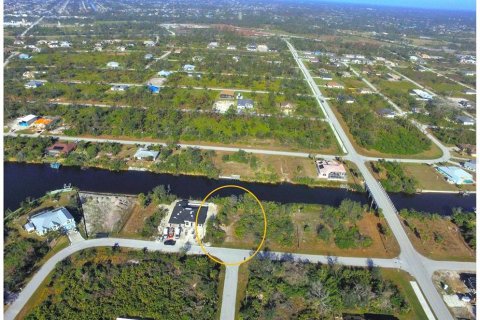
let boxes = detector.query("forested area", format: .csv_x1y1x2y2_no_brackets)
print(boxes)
25,250,221,320
205,197,374,251
239,259,410,319
452,209,476,249
371,160,418,194
335,96,431,155
7,103,335,150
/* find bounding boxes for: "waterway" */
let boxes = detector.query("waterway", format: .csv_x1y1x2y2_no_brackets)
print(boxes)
4,162,475,215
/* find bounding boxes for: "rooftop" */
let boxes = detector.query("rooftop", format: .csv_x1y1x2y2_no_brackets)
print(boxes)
168,200,208,225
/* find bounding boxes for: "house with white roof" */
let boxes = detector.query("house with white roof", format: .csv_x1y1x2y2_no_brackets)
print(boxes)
436,166,474,185
107,61,120,69
18,114,38,126
412,89,433,100
315,160,347,180
24,80,44,89
24,207,76,236
134,148,159,161
183,64,195,72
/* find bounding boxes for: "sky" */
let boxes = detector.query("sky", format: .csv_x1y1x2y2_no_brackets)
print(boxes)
318,0,476,11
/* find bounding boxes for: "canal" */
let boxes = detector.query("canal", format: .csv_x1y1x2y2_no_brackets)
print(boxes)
4,162,476,215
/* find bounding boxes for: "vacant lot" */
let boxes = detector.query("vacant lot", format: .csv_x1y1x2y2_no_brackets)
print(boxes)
80,192,135,237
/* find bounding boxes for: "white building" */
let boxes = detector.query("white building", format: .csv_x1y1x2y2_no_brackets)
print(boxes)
412,89,433,100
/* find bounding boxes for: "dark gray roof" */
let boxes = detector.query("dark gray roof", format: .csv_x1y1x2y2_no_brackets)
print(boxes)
168,200,208,225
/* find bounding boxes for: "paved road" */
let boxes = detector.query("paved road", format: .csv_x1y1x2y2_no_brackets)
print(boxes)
4,237,475,320
347,64,451,163
285,40,459,320
3,52,19,67
20,16,44,38
422,66,476,91
6,132,336,159
386,65,437,97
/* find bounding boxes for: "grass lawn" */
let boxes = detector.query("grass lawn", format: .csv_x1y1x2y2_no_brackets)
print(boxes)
401,163,476,192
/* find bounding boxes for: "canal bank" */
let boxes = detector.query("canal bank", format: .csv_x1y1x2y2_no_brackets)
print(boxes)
4,162,475,215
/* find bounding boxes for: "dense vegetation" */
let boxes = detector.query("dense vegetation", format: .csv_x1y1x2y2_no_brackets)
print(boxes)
335,96,431,155
240,259,409,319
452,208,476,249
222,150,259,169
371,160,418,194
152,147,219,178
25,250,221,320
7,103,335,151
205,197,373,250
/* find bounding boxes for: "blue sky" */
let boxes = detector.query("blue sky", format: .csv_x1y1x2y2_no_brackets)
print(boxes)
318,0,475,11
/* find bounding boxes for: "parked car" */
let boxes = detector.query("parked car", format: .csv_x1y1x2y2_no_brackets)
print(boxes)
164,239,176,246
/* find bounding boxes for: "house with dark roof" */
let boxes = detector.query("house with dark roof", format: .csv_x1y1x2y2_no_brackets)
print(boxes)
455,115,475,126
376,108,396,119
46,142,77,156
168,200,208,228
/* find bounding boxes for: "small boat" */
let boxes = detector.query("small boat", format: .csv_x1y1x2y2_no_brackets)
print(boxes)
50,162,61,169
459,190,470,197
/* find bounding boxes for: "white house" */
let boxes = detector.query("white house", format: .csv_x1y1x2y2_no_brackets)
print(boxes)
134,148,159,161
183,64,195,72
315,160,347,180
107,61,120,69
412,89,433,100
24,207,76,236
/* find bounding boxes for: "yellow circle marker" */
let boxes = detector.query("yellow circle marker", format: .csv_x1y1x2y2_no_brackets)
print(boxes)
194,185,267,266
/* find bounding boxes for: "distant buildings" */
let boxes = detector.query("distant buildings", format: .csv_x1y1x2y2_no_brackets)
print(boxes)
219,89,235,99
412,89,433,100
227,45,236,50
24,80,44,89
315,159,347,180
246,43,257,51
237,99,254,111
183,64,195,72
257,44,268,52
18,53,31,60
207,41,219,49
319,73,333,81
134,148,159,161
455,115,475,126
376,108,396,119
110,84,129,92
18,114,38,127
144,40,155,47
144,53,153,60
24,207,76,236
436,166,474,185
106,61,120,69
158,70,173,77
325,81,344,89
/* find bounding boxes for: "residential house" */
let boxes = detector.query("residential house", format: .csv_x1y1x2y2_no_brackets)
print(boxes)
358,88,374,94
144,53,153,60
462,160,476,172
457,144,476,157
237,99,254,111
207,41,219,49
106,61,120,69
227,45,236,50
18,53,32,60
33,117,57,130
168,200,208,228
60,41,71,48
458,100,473,109
147,78,165,93
24,80,44,89
436,166,474,185
183,64,195,72
219,89,235,99
280,102,295,115
158,70,173,77
18,114,38,127
315,160,347,180
111,84,129,92
376,108,396,119
134,148,159,161
412,89,433,100
464,89,476,95
24,207,76,236
455,115,475,126
144,40,155,47
46,142,77,156
246,44,257,51
326,81,344,89
320,73,333,81
257,44,268,52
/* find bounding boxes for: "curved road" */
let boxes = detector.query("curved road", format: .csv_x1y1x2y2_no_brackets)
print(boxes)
4,237,475,320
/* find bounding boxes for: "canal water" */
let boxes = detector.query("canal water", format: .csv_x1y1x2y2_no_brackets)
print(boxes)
4,162,476,215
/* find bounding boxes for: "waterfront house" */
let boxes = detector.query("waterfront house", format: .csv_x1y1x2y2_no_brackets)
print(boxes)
436,166,474,185
462,160,476,172
315,160,347,180
134,148,159,161
46,142,77,156
24,207,76,236
168,200,208,228
18,114,38,127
